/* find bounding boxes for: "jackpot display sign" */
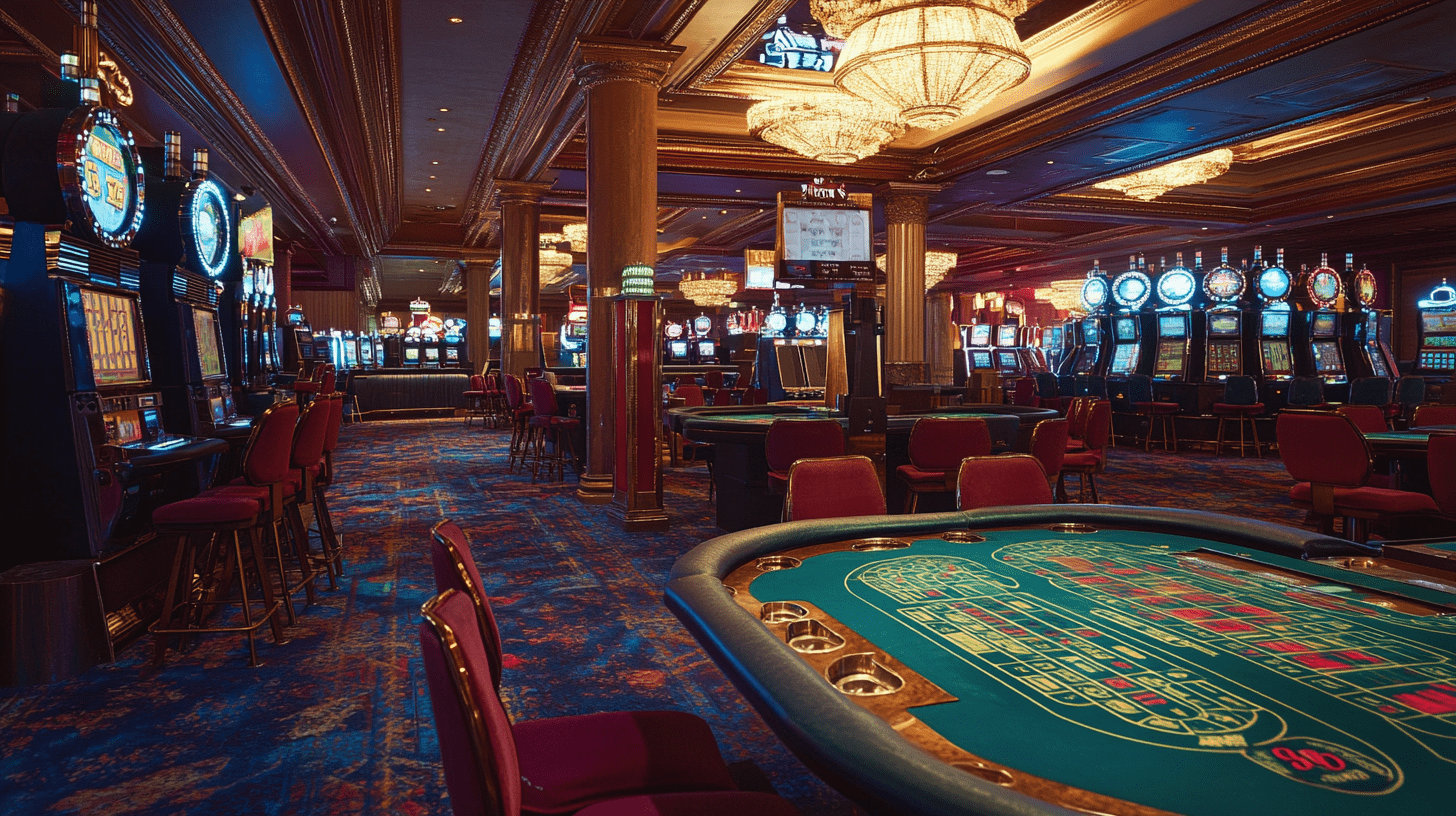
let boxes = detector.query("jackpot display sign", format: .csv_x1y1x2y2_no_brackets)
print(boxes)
82,289,144,385
239,206,274,263
186,177,233,278
64,108,145,249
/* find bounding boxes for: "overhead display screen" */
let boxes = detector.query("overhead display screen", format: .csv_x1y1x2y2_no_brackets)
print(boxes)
239,206,274,262
82,288,144,385
781,207,871,263
191,307,224,379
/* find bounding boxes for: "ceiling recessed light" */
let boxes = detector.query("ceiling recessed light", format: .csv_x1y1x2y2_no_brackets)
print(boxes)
425,188,432,192
439,107,450,112
719,209,727,215
701,215,708,219
1201,227,1208,230
436,127,445,132
1046,160,1054,165
1327,215,1335,219
448,17,463,23
429,175,436,179
431,161,439,165
734,189,742,193
986,169,1009,176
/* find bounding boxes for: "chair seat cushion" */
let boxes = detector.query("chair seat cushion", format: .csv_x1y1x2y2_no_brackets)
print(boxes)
1134,402,1179,414
575,792,800,816
529,415,553,427
895,464,953,484
1289,483,1439,514
153,496,260,526
209,479,297,504
514,710,738,815
1062,450,1104,469
1212,402,1264,415
551,417,581,428
462,390,486,398
1065,440,1087,452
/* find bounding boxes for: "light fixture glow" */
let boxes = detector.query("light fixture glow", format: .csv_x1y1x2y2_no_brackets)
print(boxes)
448,17,463,23
874,249,959,291
747,92,904,164
1092,148,1234,202
562,223,588,252
679,270,739,306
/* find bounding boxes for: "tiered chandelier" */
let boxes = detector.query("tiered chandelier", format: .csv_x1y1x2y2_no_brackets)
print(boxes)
1035,279,1090,313
679,270,739,307
1093,148,1235,201
749,0,1032,164
876,249,960,290
538,233,574,279
562,223,588,252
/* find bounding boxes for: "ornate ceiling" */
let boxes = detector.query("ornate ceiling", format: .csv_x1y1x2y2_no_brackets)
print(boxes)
0,0,1452,306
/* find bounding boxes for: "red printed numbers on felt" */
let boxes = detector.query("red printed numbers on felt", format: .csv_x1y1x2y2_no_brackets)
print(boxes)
1272,746,1346,773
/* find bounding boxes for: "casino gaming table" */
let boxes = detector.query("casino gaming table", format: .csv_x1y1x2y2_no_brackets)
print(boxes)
667,505,1456,816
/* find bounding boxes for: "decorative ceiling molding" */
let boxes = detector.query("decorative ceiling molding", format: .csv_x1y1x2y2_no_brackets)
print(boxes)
662,0,796,93
252,0,403,258
1235,96,1456,163
67,0,343,256
0,8,58,63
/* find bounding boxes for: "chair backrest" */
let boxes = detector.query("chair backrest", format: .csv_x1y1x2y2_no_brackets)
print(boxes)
1348,377,1392,406
419,590,520,816
1125,374,1153,404
1057,375,1075,398
524,367,543,380
765,418,846,473
1080,400,1112,450
1395,375,1426,409
907,417,991,471
1067,397,1090,440
484,372,501,393
290,394,332,471
1028,418,1069,479
431,521,505,690
241,400,300,487
502,374,524,411
1429,432,1456,515
1413,404,1456,428
1275,410,1372,488
1011,377,1037,406
711,387,735,407
318,364,336,395
1034,372,1058,399
784,456,885,522
469,374,485,392
675,384,707,408
956,455,1052,511
704,370,725,389
1287,376,1325,408
1222,375,1258,406
745,387,768,406
1335,404,1387,434
527,377,558,418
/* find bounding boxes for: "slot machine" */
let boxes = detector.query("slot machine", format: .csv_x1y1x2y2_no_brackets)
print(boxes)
422,328,442,368
1201,248,1250,382
1415,280,1456,382
667,338,691,364
341,331,359,369
662,321,684,363
1291,254,1347,386
1042,324,1064,373
693,313,717,363
964,323,995,377
1342,258,1394,381
0,98,231,657
402,326,423,367
1071,264,1111,376
442,318,468,368
697,337,719,365
1019,325,1047,373
1108,255,1152,377
993,323,1023,379
1151,253,1200,384
1249,246,1295,406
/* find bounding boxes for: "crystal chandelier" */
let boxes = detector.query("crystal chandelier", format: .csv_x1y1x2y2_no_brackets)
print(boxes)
679,271,739,307
810,0,877,38
747,92,904,164
562,223,587,252
1035,279,1087,313
538,233,574,280
1093,148,1235,201
834,0,1032,130
875,249,959,290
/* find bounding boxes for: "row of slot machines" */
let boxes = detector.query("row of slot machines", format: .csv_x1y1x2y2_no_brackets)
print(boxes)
288,323,470,371
959,322,1063,381
1057,305,1397,386
755,337,829,402
664,315,721,365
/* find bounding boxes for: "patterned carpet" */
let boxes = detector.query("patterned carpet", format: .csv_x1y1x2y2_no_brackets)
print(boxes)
0,418,1319,815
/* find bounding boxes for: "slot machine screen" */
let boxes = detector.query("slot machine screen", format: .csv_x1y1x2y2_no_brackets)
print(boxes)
969,324,992,346
996,325,1018,347
1261,342,1293,378
1158,315,1187,338
140,407,162,440
1114,317,1137,341
1312,341,1344,374
424,346,440,363
1311,313,1337,337
668,340,689,360
81,288,145,385
995,350,1020,372
343,340,358,367
1110,343,1140,374
1082,318,1099,344
191,307,225,379
1044,326,1062,350
1262,311,1289,337
1206,343,1240,375
1155,341,1186,375
404,346,420,362
697,340,717,359
972,350,993,369
209,396,228,423
445,347,460,362
296,329,315,359
1422,313,1456,333
1208,313,1240,336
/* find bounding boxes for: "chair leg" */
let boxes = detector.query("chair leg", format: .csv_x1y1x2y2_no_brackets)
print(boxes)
244,526,288,648
153,533,191,664
1088,472,1099,504
1249,415,1262,459
266,519,298,626
1170,416,1178,452
1055,473,1069,502
1215,416,1227,456
231,531,261,667
706,460,715,502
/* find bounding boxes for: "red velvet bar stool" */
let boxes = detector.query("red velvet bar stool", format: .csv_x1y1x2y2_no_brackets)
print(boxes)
431,521,507,690
503,374,534,472
784,456,885,522
1127,374,1180,451
957,455,1053,510
463,374,489,428
483,372,507,428
764,418,845,496
894,416,991,513
1212,375,1264,457
1064,397,1090,452
288,393,338,590
419,590,795,816
1058,400,1112,503
526,378,580,483
313,391,347,580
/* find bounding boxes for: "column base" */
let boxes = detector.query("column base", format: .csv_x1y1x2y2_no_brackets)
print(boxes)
576,473,614,505
885,361,928,386
607,502,670,532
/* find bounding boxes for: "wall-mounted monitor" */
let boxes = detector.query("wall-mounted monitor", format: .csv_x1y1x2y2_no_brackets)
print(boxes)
780,207,871,264
239,205,274,262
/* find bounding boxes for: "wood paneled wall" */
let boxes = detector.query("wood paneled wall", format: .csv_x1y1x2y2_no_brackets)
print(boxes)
294,289,362,333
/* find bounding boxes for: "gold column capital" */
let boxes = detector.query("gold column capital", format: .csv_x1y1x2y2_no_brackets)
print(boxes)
573,36,683,90
494,180,554,207
875,182,944,226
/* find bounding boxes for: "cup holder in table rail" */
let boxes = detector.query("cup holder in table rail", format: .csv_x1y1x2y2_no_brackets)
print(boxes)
759,601,810,624
785,619,846,654
756,555,802,572
1046,523,1098,534
826,653,905,696
953,761,1015,787
1344,557,1379,570
938,531,987,543
851,538,911,552
721,583,738,595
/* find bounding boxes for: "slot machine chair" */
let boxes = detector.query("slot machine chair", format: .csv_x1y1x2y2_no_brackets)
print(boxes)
290,394,342,590
1348,377,1393,410
1286,376,1329,410
1392,375,1426,425
1278,411,1438,544
1058,400,1113,503
956,455,1053,511
313,392,347,581
418,592,793,816
785,456,886,522
1010,376,1038,406
895,417,992,513
463,374,489,427
1127,374,1181,452
1033,372,1062,410
1211,376,1265,458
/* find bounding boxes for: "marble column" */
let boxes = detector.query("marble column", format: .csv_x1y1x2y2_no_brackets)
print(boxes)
495,181,551,381
466,260,491,374
876,182,942,386
573,36,683,505
926,291,956,384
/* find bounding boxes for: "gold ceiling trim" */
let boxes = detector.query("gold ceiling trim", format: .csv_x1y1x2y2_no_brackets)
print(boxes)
1235,97,1456,163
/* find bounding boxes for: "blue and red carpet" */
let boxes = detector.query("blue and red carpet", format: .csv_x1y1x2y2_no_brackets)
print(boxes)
0,419,1314,814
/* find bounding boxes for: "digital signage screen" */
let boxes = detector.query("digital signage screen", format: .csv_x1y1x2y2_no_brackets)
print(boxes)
239,206,274,263
780,207,871,264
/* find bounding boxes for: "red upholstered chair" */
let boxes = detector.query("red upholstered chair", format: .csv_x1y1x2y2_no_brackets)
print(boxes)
1212,375,1264,457
419,590,792,816
464,374,489,428
1010,376,1037,407
956,455,1053,510
764,418,845,496
291,365,321,399
312,390,346,579
503,375,534,472
1277,410,1439,544
709,387,736,407
1028,418,1068,491
894,417,992,513
431,521,507,690
526,378,580,483
1127,374,1179,451
703,370,725,389
1335,404,1388,434
663,385,708,468
318,364,336,396
1064,397,1091,452
1413,404,1456,428
1430,432,1456,515
784,456,885,522
289,394,339,590
745,387,769,406
1058,400,1111,503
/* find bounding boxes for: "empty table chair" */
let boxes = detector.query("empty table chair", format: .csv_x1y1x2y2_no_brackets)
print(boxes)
1058,400,1112,503
784,456,885,522
764,418,845,495
894,416,991,513
956,455,1053,510
1413,404,1456,428
1028,418,1068,489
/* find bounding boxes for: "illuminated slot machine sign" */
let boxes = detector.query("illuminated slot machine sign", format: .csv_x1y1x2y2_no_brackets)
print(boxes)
65,108,147,249
190,307,225,380
1259,311,1293,379
1111,269,1151,311
184,177,233,279
1416,281,1456,373
1154,313,1189,380
1156,258,1197,310
81,289,146,386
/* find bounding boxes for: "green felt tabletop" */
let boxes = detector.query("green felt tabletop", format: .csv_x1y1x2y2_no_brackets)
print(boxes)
1364,430,1431,442
750,530,1456,816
